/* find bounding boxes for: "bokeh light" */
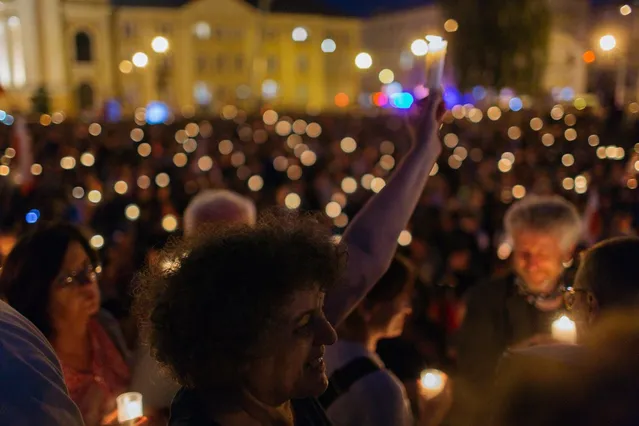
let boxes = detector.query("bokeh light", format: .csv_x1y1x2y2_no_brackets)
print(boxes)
355,52,373,69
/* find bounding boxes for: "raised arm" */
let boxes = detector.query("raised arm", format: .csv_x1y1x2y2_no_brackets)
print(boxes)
325,92,444,326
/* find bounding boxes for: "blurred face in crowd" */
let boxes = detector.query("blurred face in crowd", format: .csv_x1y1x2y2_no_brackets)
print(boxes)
49,241,101,326
243,286,337,405
512,230,571,293
367,288,413,339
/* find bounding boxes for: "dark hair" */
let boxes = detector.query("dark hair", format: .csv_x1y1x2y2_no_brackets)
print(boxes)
0,223,98,338
133,209,347,389
574,237,639,309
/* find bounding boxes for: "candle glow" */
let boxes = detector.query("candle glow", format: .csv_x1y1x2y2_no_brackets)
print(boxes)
551,315,577,344
116,392,143,423
425,36,448,89
420,368,447,400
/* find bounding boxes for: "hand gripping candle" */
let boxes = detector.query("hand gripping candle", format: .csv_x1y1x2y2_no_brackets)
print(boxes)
425,36,448,90
551,315,577,344
116,392,143,425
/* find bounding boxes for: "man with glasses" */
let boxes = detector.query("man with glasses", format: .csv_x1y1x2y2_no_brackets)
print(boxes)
451,195,582,426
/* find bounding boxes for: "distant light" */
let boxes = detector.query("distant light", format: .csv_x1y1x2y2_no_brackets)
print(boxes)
25,209,40,224
509,97,523,112
125,204,140,221
130,128,144,142
30,163,42,176
80,152,95,167
88,123,102,136
355,52,372,69
378,69,395,84
151,36,169,53
248,175,264,191
583,50,595,63
262,79,279,99
414,85,429,100
620,4,632,15
114,180,129,195
560,87,575,101
334,93,350,108
194,22,211,39
90,235,105,249
321,38,336,53
292,27,308,42
384,82,403,97
487,106,502,121
60,156,76,170
39,113,52,127
340,137,357,153
444,19,459,32
285,193,301,209
599,35,616,52
373,92,389,107
173,153,188,168
410,39,429,56
472,86,486,101
119,60,133,74
132,52,149,68
162,214,178,232
198,156,213,171
155,173,170,188
398,230,413,246
390,92,414,109
72,186,85,199
145,102,169,124
137,143,152,157
87,190,102,204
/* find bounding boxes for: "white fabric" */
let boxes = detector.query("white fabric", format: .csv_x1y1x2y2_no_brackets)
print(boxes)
324,340,414,426
0,300,84,426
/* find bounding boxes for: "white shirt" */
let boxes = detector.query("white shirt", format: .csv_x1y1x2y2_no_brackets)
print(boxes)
324,340,414,426
0,300,84,426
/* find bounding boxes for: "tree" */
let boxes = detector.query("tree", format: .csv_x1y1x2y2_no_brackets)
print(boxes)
31,86,51,115
440,0,551,94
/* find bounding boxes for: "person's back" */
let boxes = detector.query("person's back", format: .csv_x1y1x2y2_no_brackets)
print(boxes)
0,299,84,426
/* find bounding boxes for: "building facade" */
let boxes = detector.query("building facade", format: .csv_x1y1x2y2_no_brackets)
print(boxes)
0,0,610,116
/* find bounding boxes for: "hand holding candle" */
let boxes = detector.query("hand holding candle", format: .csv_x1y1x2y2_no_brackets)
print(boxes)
425,36,448,89
116,392,143,425
419,368,447,400
551,315,577,344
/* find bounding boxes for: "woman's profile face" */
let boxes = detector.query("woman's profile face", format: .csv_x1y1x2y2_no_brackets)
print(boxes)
243,286,337,406
49,241,101,326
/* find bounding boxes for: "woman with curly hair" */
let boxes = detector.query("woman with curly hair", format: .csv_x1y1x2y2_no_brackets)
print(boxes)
134,92,444,426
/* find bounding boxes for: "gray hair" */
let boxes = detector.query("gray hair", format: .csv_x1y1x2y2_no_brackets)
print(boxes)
183,189,257,237
504,195,582,250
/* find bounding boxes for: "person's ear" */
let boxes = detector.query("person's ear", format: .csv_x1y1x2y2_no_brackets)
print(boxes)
587,294,599,325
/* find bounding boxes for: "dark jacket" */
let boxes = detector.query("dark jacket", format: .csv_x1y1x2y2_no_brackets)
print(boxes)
169,388,332,426
449,273,560,426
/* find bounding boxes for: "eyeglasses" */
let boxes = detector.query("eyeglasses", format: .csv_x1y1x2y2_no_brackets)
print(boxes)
562,286,595,311
56,263,101,288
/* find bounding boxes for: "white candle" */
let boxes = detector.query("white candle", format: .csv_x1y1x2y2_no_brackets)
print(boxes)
551,315,577,344
116,392,143,424
419,368,447,400
425,36,448,89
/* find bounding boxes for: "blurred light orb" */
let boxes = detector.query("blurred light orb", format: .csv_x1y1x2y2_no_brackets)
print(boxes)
541,133,555,147
565,128,577,141
530,117,543,131
355,52,373,69
119,60,133,74
391,92,414,109
262,80,279,99
620,5,632,15
88,123,102,136
194,22,211,39
370,177,386,193
162,215,178,232
340,137,357,153
125,204,141,221
300,150,317,166
512,185,526,199
325,201,342,218
509,97,523,112
151,36,169,53
285,193,301,209
155,173,170,188
334,93,350,108
72,186,85,199
379,69,395,84
198,156,213,171
341,177,358,194
146,102,169,125
132,52,149,68
599,35,617,51
589,135,600,147
321,38,337,53
218,140,234,155
562,153,575,167
130,128,144,142
410,39,429,56
497,242,512,260
87,190,102,204
80,152,95,167
114,180,128,195
444,19,459,32
173,153,188,168
292,27,308,42
137,143,152,157
263,109,279,125
25,209,40,224
248,175,264,191
137,175,151,189
90,235,105,249
487,106,502,121
398,230,413,246
31,163,42,176
60,156,76,170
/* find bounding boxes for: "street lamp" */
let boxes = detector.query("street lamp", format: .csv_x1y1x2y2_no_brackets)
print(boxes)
151,36,170,54
132,52,149,68
599,35,617,51
411,39,429,56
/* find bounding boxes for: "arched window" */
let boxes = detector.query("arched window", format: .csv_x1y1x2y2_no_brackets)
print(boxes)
75,32,92,62
78,83,94,110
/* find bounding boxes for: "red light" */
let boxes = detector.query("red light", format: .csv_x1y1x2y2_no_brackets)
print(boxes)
583,50,596,64
373,92,388,107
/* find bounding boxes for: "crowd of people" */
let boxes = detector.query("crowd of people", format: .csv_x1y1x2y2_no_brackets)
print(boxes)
1,85,639,426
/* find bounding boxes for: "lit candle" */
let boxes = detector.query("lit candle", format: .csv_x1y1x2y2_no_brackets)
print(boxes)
419,368,447,400
117,392,143,425
425,36,448,89
551,315,577,344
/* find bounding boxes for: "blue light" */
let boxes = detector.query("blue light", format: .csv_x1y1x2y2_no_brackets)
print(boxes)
384,82,403,97
560,87,575,101
105,99,122,123
145,102,169,125
25,209,40,224
0,110,6,121
443,86,462,109
509,97,523,112
472,86,486,101
390,92,414,109
3,115,14,126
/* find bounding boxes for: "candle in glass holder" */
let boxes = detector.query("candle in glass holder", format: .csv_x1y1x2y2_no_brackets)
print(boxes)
117,392,143,424
425,36,448,89
419,368,447,400
551,315,577,344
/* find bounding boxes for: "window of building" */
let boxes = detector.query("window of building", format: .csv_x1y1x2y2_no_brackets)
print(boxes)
75,31,92,62
216,54,226,72
78,83,94,110
296,85,309,102
193,81,212,106
267,55,278,73
297,55,309,73
235,55,244,71
159,23,172,35
123,22,136,39
196,56,206,73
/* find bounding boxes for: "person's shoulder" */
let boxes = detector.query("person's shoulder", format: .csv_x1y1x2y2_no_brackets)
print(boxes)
466,272,513,302
351,368,407,406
